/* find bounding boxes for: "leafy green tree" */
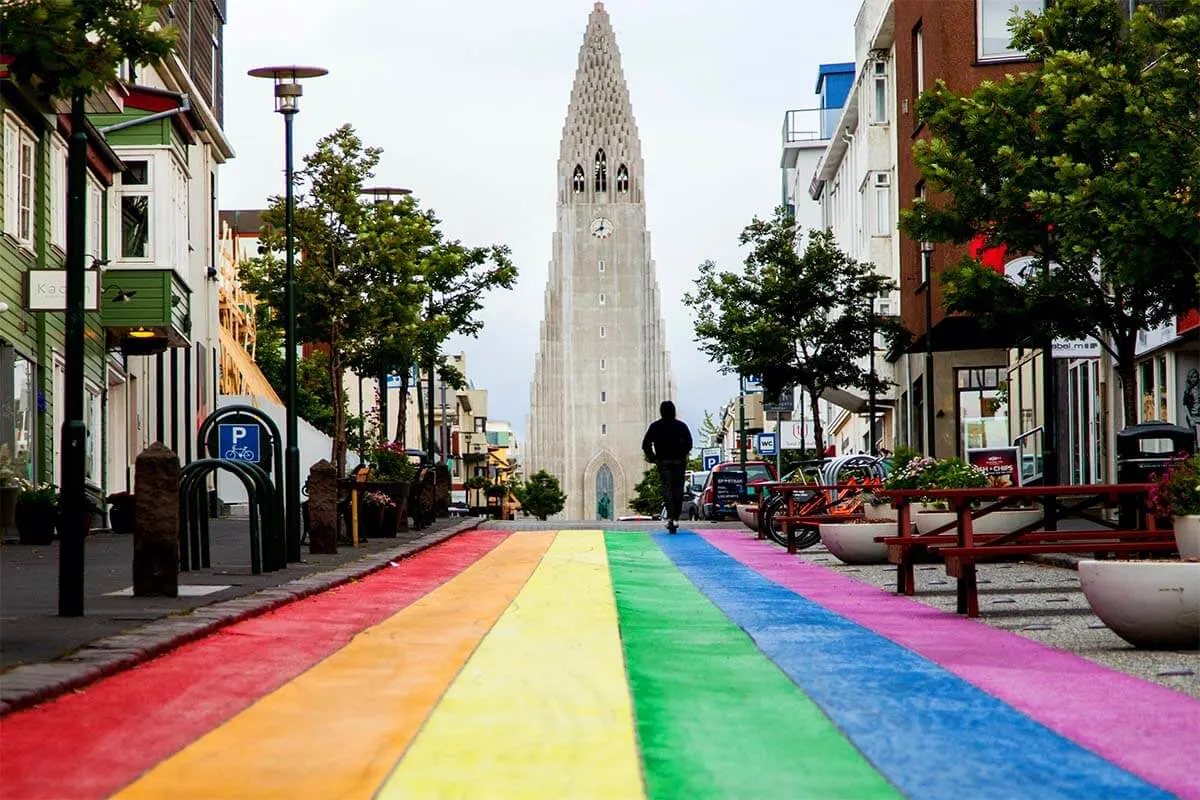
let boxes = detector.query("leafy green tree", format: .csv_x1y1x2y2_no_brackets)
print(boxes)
515,470,567,520
629,467,664,516
901,0,1200,424
685,210,895,457
698,410,722,447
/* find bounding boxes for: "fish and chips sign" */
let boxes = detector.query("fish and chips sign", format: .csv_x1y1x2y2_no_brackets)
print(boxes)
967,447,1022,488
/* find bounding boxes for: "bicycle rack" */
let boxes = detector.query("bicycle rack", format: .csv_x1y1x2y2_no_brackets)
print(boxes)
178,459,283,576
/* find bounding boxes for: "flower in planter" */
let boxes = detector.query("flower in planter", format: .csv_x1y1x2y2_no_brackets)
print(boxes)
362,490,396,510
19,482,59,510
368,442,417,482
1148,453,1200,518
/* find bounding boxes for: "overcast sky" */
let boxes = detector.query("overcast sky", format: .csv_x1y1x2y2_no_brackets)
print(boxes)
219,1,859,442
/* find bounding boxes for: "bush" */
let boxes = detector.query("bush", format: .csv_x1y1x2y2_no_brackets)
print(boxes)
369,442,416,481
1148,453,1200,518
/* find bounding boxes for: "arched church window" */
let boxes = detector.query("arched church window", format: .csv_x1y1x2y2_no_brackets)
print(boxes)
594,149,608,192
572,164,585,193
596,464,614,520
616,164,630,192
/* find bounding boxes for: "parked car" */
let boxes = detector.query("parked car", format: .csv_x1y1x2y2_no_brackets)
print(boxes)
699,460,777,520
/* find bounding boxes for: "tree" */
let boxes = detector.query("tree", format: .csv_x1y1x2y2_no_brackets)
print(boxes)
900,0,1200,425
685,210,895,456
698,410,722,447
629,466,664,516
515,470,567,521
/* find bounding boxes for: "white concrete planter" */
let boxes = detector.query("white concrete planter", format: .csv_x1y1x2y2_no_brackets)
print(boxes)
914,508,1043,536
736,504,759,532
819,521,892,564
1079,560,1200,650
863,503,898,522
1174,515,1200,560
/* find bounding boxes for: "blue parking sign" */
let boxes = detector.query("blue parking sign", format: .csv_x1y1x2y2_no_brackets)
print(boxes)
701,449,722,471
218,423,261,463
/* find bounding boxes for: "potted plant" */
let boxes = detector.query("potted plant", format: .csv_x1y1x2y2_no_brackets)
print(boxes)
106,491,135,534
0,444,28,533
15,483,59,545
906,458,993,534
366,442,416,536
1148,452,1200,559
357,490,393,540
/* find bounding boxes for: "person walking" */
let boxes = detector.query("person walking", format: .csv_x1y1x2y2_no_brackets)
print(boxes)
642,400,694,533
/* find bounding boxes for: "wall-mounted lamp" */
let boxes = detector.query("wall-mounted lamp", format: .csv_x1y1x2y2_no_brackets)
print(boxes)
127,327,156,339
103,285,136,303
89,256,112,269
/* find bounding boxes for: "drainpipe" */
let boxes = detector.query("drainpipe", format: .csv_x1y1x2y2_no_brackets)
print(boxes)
98,94,192,135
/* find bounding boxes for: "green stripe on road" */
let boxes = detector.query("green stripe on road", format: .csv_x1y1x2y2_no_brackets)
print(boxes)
605,533,900,800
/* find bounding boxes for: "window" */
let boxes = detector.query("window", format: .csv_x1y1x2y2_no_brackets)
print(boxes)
4,113,37,248
600,358,606,371
1137,355,1171,423
912,376,925,454
600,325,606,338
210,33,219,103
913,24,925,97
601,423,608,436
957,367,1008,452
119,159,151,259
170,158,188,267
599,292,606,305
594,149,607,192
474,416,487,433
572,164,585,193
871,60,888,123
872,172,891,236
598,259,605,273
86,177,103,260
85,382,101,483
50,135,67,250
978,0,1043,61
1,347,36,482
601,391,607,403
616,163,629,192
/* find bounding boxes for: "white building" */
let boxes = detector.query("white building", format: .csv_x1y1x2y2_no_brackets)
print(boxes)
525,3,675,519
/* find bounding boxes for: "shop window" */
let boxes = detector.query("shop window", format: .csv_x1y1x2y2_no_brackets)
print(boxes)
1,348,36,482
957,367,1009,452
1138,355,1171,422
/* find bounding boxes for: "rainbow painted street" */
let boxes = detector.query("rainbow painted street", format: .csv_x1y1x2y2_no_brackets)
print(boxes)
2,529,1197,799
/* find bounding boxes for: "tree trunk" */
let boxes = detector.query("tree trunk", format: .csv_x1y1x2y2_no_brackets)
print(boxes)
329,327,347,475
395,365,410,447
807,384,825,458
1114,332,1138,432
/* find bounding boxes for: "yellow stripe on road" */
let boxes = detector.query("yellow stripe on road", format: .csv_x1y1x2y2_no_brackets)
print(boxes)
116,533,553,800
379,529,646,799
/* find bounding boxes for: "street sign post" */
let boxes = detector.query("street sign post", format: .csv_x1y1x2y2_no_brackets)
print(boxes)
701,447,722,471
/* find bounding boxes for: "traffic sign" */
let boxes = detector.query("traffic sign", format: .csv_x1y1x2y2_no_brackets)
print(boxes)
763,386,794,414
218,422,262,463
756,432,778,457
743,375,763,392
701,448,722,471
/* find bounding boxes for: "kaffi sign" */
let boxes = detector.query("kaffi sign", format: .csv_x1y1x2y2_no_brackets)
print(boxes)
26,270,99,311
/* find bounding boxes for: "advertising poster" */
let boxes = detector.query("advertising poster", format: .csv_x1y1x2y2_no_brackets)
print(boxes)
712,470,746,508
967,446,1022,488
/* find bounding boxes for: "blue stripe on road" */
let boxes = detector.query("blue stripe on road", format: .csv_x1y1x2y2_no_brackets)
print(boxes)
654,533,1171,800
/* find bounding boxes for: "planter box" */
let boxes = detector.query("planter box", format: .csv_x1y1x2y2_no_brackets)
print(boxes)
1080,560,1200,650
360,480,411,537
819,521,892,564
915,508,1043,536
863,503,898,522
735,503,759,532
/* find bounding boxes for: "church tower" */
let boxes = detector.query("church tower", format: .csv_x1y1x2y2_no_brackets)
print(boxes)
526,2,675,520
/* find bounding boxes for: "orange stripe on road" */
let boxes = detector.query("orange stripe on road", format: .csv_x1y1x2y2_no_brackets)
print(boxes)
115,532,554,799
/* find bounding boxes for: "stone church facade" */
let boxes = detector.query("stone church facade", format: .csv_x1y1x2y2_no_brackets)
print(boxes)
526,2,675,520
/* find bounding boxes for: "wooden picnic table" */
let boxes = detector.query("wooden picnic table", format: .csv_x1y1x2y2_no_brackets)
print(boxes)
874,485,1167,617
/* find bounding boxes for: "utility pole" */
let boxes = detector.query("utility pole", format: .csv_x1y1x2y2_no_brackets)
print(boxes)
738,375,747,497
868,293,878,455
440,381,449,466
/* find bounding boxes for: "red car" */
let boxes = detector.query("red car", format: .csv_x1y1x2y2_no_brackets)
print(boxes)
699,460,777,520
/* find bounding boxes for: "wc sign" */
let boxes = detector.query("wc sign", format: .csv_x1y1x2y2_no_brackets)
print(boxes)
218,423,262,463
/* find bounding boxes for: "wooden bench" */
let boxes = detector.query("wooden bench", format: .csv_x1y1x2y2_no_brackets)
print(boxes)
876,485,1166,617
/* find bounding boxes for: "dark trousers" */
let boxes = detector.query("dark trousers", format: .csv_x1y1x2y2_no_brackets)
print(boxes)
657,460,686,521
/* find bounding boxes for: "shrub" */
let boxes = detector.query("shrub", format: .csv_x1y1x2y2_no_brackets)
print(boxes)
369,442,416,482
1148,453,1200,518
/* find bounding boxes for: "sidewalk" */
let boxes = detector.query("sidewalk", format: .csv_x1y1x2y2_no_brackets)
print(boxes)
0,515,480,715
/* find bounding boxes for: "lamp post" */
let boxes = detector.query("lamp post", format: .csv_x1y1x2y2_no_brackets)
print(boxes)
738,375,747,498
361,186,412,446
867,291,878,455
920,240,936,457
249,65,327,564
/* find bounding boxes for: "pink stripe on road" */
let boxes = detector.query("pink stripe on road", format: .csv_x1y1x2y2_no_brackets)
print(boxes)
699,530,1200,800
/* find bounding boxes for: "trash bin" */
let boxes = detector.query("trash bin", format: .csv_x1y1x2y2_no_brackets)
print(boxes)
1115,422,1196,528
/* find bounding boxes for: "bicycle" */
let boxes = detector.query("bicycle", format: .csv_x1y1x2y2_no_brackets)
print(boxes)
760,455,890,550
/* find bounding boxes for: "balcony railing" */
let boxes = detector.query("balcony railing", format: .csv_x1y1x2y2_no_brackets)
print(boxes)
782,107,840,145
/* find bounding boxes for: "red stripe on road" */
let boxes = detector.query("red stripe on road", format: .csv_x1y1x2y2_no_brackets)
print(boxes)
0,531,506,800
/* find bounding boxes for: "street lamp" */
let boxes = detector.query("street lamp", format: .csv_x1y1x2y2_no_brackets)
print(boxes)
867,291,878,455
249,65,327,564
920,239,936,457
361,186,412,445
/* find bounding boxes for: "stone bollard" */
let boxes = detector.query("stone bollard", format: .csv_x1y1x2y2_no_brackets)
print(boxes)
133,443,180,598
306,459,338,555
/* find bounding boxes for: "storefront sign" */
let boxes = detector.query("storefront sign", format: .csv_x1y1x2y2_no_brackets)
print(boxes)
967,446,1022,488
26,270,99,311
1051,338,1102,359
778,420,816,450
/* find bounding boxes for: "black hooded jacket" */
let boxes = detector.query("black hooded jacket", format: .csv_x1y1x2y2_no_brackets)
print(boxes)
642,406,693,463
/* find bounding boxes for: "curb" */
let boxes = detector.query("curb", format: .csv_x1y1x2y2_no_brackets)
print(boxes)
0,518,483,717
